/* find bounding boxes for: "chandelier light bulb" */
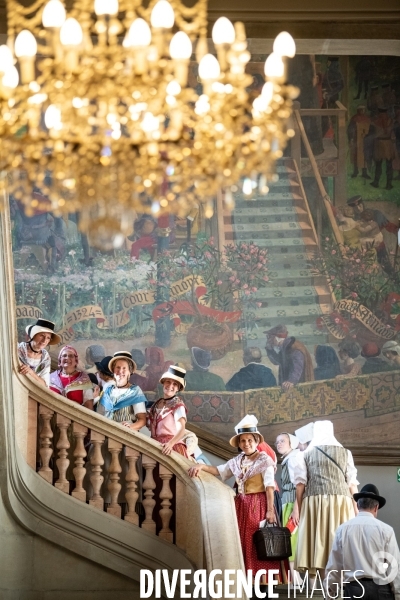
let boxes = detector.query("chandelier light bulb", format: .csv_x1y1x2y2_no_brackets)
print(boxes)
14,30,37,58
169,32,192,60
212,17,235,45
42,0,66,28
45,104,62,129
0,45,13,72
94,0,119,16
261,81,274,105
126,18,151,47
60,18,83,46
2,65,19,88
264,53,284,79
198,54,220,81
150,0,175,28
166,80,181,95
273,31,296,58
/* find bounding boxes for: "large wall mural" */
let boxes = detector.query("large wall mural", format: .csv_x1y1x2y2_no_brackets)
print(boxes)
11,52,400,449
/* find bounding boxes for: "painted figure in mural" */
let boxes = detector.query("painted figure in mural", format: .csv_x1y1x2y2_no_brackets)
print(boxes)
275,432,301,586
382,340,400,368
184,347,226,392
367,85,383,117
225,347,277,392
294,420,359,579
147,366,188,457
85,344,105,372
346,195,398,270
50,346,95,409
361,343,394,375
353,57,373,100
188,415,289,584
287,55,324,156
11,197,67,271
314,345,341,381
336,340,362,378
325,484,400,600
98,351,147,429
18,318,60,387
356,209,394,272
265,324,314,391
322,57,344,109
142,346,174,392
381,83,397,116
370,107,395,191
129,349,148,390
347,106,371,179
336,206,362,248
129,215,157,259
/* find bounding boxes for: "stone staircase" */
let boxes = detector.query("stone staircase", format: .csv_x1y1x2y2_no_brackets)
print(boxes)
223,158,332,352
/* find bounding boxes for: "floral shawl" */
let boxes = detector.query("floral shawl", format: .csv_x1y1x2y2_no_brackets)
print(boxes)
99,383,147,418
147,395,187,438
227,451,275,485
50,369,93,397
18,342,51,384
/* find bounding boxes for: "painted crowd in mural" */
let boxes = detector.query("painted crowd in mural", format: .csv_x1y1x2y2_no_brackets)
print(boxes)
12,52,400,447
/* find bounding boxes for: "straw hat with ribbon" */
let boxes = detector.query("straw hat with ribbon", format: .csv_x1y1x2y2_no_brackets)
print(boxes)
229,414,264,447
25,318,61,345
108,351,137,373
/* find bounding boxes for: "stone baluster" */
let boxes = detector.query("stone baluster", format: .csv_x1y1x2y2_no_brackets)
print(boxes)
89,430,105,511
71,422,88,502
124,447,140,525
55,414,71,494
158,464,174,542
38,405,55,483
107,439,122,518
141,454,157,534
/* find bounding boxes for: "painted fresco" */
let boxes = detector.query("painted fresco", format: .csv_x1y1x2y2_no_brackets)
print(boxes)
11,52,400,448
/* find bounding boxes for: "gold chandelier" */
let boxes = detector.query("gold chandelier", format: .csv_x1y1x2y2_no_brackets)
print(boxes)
0,0,298,225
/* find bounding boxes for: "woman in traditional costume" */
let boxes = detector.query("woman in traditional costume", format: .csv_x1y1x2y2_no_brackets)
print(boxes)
189,415,288,583
294,420,359,579
276,432,301,585
147,366,188,457
50,346,94,409
18,318,60,387
99,351,147,430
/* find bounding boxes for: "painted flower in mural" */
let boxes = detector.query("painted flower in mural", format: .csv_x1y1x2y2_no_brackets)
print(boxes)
311,236,400,341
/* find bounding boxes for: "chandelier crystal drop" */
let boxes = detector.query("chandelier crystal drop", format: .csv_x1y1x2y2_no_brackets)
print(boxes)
0,0,298,227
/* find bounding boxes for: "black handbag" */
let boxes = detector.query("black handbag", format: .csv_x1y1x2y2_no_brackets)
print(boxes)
253,522,292,561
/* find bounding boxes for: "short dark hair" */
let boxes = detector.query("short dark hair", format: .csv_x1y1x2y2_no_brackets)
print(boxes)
357,498,379,510
244,347,262,363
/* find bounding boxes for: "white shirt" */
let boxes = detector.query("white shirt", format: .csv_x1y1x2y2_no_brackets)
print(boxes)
281,448,300,485
293,447,359,486
324,511,400,600
217,463,275,488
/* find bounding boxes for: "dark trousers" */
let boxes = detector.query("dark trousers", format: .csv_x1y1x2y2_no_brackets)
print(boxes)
373,159,393,185
346,578,395,600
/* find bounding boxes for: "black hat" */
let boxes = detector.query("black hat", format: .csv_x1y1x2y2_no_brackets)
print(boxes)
88,373,99,386
95,356,114,378
353,483,386,509
327,56,339,62
347,195,363,206
25,318,61,345
378,107,388,112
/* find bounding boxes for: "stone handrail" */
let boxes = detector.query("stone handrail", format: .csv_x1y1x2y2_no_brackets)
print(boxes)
0,203,247,598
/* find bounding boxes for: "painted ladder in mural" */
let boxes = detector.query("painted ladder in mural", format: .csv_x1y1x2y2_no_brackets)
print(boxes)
224,158,333,351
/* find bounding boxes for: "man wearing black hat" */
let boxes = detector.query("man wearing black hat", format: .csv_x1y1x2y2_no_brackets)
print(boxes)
184,347,226,392
324,484,400,599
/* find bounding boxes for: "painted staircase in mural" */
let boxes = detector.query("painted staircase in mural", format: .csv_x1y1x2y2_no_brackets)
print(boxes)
224,158,332,350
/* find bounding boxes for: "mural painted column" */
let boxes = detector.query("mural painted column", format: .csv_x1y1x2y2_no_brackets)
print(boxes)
155,213,171,347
